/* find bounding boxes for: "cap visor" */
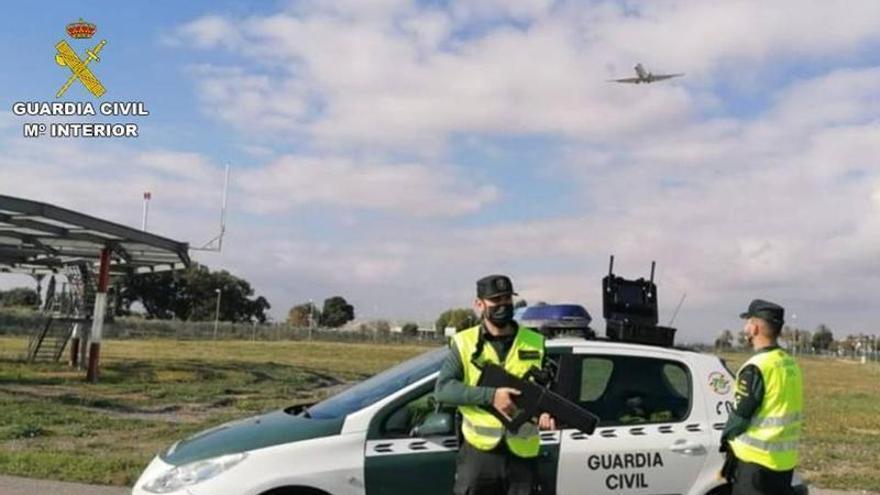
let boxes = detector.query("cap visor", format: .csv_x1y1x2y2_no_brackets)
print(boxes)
483,291,517,299
739,311,752,319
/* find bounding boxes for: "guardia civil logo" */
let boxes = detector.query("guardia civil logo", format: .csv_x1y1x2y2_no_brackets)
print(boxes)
55,18,107,98
10,18,149,138
709,371,731,395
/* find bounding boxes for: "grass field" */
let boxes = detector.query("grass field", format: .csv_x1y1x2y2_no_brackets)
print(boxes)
0,337,431,486
0,337,878,490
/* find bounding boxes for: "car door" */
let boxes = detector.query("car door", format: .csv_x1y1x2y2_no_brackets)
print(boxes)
556,350,711,495
363,380,459,495
362,351,569,495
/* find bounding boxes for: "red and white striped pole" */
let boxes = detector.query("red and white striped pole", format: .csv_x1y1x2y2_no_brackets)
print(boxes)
86,248,111,382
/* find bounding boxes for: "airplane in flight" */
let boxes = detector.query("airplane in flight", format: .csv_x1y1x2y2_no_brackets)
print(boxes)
610,63,684,84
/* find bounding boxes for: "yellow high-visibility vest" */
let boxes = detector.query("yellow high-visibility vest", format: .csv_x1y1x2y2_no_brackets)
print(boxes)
730,348,803,471
452,325,544,458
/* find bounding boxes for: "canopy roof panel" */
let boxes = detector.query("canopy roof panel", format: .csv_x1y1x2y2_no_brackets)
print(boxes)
0,194,190,274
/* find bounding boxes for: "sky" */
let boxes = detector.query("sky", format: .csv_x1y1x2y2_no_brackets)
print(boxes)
1,0,879,343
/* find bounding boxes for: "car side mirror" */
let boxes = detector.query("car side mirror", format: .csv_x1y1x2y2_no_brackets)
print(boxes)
411,411,454,437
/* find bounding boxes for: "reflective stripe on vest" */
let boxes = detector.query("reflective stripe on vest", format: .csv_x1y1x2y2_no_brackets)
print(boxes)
462,416,504,437
750,411,802,428
735,435,800,453
453,325,544,458
462,416,538,439
730,348,803,471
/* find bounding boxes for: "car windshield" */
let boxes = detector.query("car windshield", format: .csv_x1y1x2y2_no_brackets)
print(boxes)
305,347,448,419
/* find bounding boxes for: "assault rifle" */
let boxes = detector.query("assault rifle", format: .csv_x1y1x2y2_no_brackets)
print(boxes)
477,362,599,435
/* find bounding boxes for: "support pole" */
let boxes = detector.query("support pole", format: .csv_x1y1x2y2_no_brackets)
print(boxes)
79,330,89,370
86,248,111,382
213,288,222,340
69,322,80,367
142,191,151,231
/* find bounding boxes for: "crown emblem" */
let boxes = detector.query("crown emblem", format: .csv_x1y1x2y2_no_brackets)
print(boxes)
66,18,97,39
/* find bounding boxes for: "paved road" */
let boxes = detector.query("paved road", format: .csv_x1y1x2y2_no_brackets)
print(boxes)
813,490,880,495
0,475,130,495
0,475,876,495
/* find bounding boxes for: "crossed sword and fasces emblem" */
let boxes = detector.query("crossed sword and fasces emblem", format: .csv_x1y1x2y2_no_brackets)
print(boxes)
55,39,107,98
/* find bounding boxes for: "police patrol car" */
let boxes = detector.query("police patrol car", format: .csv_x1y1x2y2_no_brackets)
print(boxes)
131,332,808,495
132,261,809,495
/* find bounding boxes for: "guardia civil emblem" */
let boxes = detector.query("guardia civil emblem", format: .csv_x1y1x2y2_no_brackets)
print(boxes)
55,19,107,98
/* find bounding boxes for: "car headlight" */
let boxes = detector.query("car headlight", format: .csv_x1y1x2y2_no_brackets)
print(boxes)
142,452,247,493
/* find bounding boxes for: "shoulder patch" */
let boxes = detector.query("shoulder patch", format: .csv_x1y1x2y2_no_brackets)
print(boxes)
518,349,541,360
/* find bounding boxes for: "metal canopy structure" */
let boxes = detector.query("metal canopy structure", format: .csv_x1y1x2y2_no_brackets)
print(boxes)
0,194,192,382
0,194,190,274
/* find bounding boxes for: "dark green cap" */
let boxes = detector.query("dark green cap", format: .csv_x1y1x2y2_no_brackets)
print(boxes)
740,299,784,329
476,274,517,299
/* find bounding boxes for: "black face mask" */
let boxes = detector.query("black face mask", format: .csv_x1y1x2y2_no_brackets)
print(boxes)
486,303,514,327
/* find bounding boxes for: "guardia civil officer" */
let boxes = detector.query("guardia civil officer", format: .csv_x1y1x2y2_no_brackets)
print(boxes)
435,275,556,495
721,299,804,495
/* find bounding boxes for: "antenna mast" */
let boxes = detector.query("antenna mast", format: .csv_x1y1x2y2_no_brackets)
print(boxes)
668,292,687,326
191,163,229,252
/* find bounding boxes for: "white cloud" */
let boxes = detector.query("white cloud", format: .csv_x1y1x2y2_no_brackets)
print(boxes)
236,155,498,216
0,127,224,241
171,1,880,150
5,2,880,339
450,0,555,23
188,65,313,132
168,15,242,49
590,1,880,76
173,4,698,148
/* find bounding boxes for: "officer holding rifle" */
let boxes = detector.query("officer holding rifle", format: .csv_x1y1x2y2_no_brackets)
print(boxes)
435,274,556,495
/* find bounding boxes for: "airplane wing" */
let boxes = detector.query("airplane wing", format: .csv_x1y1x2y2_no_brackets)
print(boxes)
609,77,641,83
649,73,684,82
55,41,106,97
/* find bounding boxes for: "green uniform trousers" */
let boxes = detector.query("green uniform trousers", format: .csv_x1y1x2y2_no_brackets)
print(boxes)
453,440,538,495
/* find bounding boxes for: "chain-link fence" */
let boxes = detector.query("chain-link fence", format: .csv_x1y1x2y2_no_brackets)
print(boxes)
708,343,880,363
0,309,446,345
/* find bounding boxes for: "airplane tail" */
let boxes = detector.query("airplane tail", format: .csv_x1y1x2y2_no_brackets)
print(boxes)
634,63,648,79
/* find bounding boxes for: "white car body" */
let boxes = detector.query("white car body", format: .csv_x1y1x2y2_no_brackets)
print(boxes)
132,337,807,495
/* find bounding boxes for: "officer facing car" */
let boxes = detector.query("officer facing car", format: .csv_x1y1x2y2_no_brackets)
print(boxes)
435,274,556,495
721,299,804,495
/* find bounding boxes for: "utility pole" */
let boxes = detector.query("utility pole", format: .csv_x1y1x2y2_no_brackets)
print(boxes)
308,298,314,340
213,288,222,340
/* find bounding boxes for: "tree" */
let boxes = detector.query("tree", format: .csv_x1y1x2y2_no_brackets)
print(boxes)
812,324,834,351
0,287,40,308
787,328,811,353
288,302,320,327
435,308,479,334
401,322,419,337
117,263,270,323
320,296,355,328
374,320,391,336
715,329,733,350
